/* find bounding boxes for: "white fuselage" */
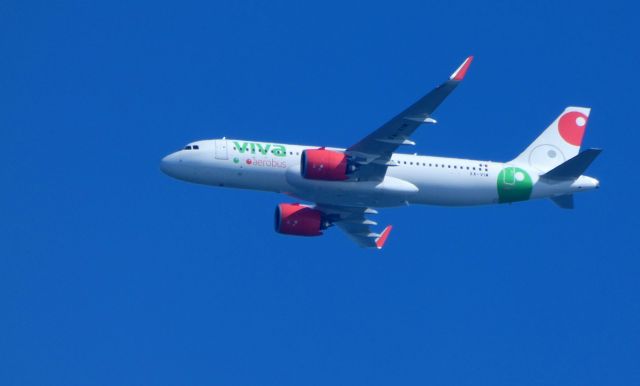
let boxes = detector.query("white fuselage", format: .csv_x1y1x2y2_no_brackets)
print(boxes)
160,138,598,208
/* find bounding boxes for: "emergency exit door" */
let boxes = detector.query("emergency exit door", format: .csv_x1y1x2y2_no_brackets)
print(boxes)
215,140,228,160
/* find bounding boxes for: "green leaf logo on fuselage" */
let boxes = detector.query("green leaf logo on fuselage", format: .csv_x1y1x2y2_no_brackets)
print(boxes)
497,167,533,203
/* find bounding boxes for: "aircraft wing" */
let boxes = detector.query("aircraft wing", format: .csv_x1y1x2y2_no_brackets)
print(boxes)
315,204,392,249
347,56,473,180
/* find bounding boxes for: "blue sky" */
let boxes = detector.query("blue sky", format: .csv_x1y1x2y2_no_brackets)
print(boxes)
1,1,639,385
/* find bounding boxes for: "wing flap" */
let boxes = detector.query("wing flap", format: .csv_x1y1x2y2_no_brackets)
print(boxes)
315,204,392,249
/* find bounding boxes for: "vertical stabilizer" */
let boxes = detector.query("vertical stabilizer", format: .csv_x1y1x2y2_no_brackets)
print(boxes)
512,107,591,173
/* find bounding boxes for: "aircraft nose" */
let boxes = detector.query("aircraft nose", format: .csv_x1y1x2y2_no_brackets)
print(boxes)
160,152,180,176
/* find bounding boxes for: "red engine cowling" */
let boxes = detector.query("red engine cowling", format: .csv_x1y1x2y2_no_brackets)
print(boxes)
301,148,348,181
275,203,324,236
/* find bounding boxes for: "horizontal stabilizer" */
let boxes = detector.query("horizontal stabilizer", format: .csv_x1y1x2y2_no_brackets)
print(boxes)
550,194,574,209
543,148,602,180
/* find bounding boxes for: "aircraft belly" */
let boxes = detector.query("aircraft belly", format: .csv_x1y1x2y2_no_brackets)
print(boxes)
389,167,498,206
413,183,497,206
284,165,418,207
229,166,287,191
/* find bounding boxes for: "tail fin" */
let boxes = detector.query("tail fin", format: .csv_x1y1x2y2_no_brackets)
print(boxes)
512,107,591,173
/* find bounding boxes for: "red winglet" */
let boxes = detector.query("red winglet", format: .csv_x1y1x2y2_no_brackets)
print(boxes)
450,56,474,81
375,225,393,249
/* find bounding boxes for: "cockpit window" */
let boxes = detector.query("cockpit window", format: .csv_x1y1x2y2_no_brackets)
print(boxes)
193,145,199,150
183,145,200,150
184,145,192,150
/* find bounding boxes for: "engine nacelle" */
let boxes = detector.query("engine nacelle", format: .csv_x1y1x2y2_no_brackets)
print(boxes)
301,148,349,181
274,203,325,236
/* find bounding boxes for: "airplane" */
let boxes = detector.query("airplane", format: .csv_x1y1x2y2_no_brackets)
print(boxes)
160,56,601,249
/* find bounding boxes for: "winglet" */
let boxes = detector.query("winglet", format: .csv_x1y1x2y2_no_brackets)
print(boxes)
375,225,393,249
450,56,474,81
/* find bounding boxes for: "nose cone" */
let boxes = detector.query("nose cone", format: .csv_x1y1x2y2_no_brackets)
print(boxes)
160,152,180,177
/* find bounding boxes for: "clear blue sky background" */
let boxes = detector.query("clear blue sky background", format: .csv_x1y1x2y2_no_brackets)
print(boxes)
2,1,639,385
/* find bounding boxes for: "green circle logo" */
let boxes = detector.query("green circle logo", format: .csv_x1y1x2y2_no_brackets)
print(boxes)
497,167,533,203
233,157,239,164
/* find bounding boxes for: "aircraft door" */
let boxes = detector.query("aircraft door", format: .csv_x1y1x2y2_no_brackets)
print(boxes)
502,167,516,185
215,139,228,160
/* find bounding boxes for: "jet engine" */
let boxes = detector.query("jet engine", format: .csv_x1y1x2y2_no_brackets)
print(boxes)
274,203,327,236
301,148,351,181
